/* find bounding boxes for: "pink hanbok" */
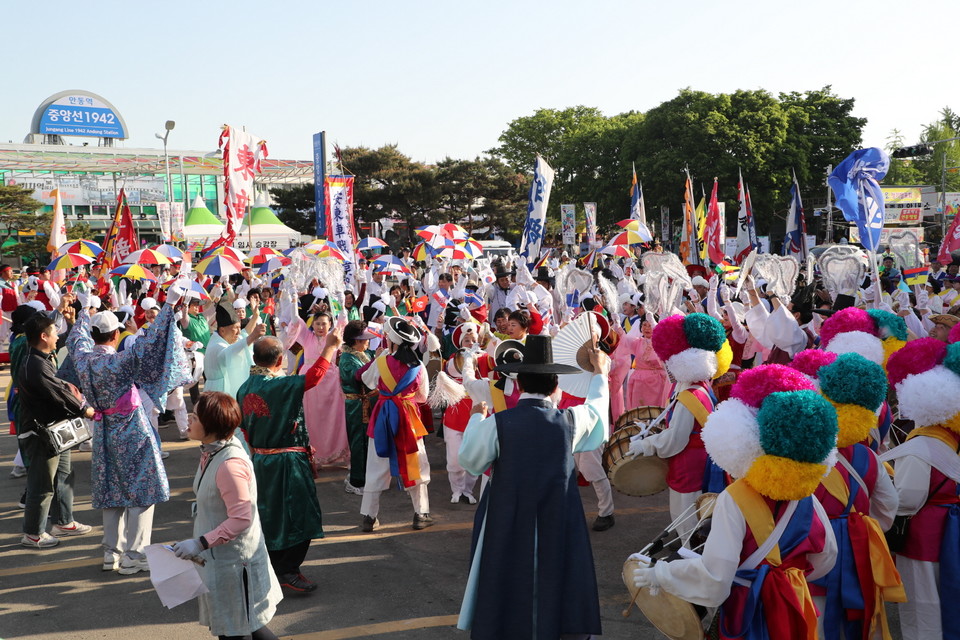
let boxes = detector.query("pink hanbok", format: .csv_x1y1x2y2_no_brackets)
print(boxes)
285,317,349,466
626,336,671,409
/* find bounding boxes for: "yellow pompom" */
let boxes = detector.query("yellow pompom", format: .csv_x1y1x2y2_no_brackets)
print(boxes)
744,454,827,500
943,413,960,434
881,338,906,370
830,401,877,448
713,340,733,379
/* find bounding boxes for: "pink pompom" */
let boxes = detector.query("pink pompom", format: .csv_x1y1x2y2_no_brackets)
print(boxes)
887,337,947,387
950,323,960,345
820,308,875,348
788,349,837,378
652,315,689,362
731,364,817,408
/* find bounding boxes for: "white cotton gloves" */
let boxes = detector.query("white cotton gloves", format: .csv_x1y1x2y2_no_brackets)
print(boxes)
166,276,189,307
172,538,204,559
633,565,660,594
628,433,653,458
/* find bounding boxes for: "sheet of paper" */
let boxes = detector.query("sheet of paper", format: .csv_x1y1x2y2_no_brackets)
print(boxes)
144,543,209,609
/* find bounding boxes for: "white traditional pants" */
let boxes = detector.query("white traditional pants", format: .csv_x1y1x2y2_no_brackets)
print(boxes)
102,505,154,561
669,489,702,544
574,448,614,518
360,437,431,517
444,427,477,499
897,556,941,640
165,387,189,437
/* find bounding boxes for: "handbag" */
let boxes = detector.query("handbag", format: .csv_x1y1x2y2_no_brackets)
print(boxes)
36,418,92,456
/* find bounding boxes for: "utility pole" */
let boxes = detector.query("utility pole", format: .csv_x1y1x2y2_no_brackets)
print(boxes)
825,164,833,243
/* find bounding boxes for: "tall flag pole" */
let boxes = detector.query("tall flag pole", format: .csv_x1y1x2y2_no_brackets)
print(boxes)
735,170,759,263
629,164,653,241
705,177,724,265
783,169,808,259
519,155,555,266
681,169,699,265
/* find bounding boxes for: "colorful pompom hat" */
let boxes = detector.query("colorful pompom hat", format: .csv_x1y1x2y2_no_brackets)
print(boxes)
817,353,888,447
651,313,732,383
887,338,960,432
702,364,839,501
787,348,838,382
819,307,907,368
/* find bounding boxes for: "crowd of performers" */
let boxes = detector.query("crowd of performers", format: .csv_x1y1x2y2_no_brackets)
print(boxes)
6,245,960,640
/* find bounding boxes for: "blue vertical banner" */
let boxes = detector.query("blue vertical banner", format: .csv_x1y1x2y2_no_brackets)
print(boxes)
519,155,555,265
313,131,327,237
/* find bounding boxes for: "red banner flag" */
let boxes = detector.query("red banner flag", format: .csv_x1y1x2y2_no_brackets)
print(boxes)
938,210,960,266
705,178,725,265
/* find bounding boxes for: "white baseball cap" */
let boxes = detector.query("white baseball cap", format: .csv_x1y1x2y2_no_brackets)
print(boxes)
691,276,710,288
91,311,123,333
140,297,158,311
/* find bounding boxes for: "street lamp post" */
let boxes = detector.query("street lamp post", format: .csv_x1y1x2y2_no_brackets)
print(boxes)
155,120,175,242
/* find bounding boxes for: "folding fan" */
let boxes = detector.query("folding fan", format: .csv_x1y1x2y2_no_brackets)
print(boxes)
554,312,600,398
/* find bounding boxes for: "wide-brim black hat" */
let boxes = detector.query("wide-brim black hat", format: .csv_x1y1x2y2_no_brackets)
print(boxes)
384,316,421,345
494,334,581,375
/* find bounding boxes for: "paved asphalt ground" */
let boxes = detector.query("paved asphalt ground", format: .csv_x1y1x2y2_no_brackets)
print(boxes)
0,378,678,640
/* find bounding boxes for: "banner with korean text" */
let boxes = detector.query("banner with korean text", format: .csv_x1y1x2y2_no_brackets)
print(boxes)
560,204,576,245
211,125,268,250
584,202,598,249
325,175,357,284
519,155,555,264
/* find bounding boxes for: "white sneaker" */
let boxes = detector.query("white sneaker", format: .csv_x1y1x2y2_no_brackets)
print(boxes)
343,479,364,495
103,553,120,571
21,532,60,549
10,465,26,479
463,493,478,505
117,556,150,575
51,521,93,537
160,451,170,460
450,492,462,504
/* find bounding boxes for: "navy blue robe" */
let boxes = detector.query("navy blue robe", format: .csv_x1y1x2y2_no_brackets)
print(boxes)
468,398,602,639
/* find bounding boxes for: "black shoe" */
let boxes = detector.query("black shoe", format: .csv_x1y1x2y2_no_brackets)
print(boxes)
18,491,26,509
279,572,317,593
361,515,379,532
592,514,615,532
413,513,434,530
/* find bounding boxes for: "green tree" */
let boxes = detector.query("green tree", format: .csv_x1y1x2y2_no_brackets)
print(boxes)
269,183,316,235
0,184,91,260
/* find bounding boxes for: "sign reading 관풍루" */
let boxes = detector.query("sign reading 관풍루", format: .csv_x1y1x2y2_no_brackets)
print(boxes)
38,94,125,138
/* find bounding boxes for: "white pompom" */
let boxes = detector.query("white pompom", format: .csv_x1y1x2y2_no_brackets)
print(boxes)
897,366,960,428
826,331,884,365
428,371,467,409
702,399,762,479
665,349,718,383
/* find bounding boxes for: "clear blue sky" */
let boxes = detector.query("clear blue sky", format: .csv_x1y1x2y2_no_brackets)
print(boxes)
2,0,953,169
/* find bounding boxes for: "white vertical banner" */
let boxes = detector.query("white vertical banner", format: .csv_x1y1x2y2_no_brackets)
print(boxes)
325,175,357,286
170,202,185,242
519,155,555,263
217,125,268,247
584,202,598,249
156,202,172,242
560,204,577,245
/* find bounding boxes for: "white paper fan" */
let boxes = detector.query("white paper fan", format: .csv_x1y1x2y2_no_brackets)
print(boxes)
554,312,598,398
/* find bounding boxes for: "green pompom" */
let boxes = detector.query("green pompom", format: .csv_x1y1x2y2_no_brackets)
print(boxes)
683,313,726,352
757,390,837,463
868,309,907,342
819,352,888,411
944,342,960,379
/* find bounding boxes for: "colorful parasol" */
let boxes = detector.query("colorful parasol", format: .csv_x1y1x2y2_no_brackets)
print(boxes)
47,252,95,271
256,256,292,274
203,246,248,263
356,237,389,252
151,244,185,262
124,248,174,265
608,230,647,246
109,264,158,281
247,247,284,265
412,242,437,262
58,239,103,257
599,244,633,258
195,254,245,277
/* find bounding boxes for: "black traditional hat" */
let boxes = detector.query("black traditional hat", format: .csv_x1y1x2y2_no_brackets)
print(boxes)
384,316,421,345
494,334,581,375
216,302,239,327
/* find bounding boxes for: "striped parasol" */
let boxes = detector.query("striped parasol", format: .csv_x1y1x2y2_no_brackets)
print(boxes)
58,239,103,257
195,254,245,277
151,244,185,262
109,264,158,281
47,252,95,271
124,248,174,265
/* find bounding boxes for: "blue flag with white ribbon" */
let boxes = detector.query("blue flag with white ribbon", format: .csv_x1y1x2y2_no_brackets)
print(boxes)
828,148,890,252
783,171,807,258
519,155,555,266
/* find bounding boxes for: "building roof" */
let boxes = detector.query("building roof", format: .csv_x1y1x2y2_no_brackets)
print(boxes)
0,143,312,183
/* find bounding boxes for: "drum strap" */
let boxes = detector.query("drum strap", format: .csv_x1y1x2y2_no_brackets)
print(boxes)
727,479,798,572
676,390,710,427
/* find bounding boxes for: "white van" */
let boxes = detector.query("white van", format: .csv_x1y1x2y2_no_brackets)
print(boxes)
478,240,517,262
